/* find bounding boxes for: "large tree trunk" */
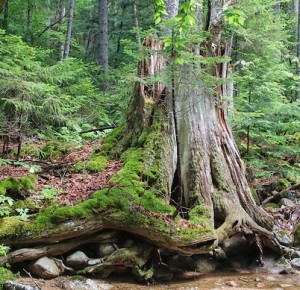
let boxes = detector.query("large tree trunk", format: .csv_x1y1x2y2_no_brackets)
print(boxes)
0,0,290,281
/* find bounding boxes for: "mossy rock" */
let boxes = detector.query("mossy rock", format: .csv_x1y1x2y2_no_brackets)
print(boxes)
275,179,291,192
70,162,86,173
71,154,108,173
41,140,72,160
0,267,15,289
263,203,279,210
0,175,36,197
12,199,37,212
86,154,107,173
293,224,300,247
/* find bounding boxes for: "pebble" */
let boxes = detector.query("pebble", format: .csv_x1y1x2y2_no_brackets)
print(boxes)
226,280,238,287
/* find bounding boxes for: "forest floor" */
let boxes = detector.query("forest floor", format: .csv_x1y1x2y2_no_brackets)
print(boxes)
0,139,122,205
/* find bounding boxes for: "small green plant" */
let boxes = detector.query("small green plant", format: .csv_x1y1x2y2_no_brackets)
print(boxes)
40,186,57,200
0,245,10,257
0,196,14,217
16,208,30,221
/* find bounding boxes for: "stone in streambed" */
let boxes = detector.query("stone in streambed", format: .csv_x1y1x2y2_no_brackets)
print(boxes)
28,256,64,279
65,251,89,270
97,243,116,257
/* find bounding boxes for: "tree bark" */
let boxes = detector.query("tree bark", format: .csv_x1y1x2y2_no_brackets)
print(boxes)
98,0,109,73
296,0,300,100
27,0,34,44
62,0,75,60
45,0,51,47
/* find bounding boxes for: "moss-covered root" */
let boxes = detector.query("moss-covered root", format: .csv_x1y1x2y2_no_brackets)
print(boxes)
78,242,154,281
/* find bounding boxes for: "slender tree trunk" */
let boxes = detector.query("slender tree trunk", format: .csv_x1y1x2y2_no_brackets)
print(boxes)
27,0,34,44
2,0,9,30
57,0,66,60
133,1,142,50
98,0,109,73
62,0,75,60
45,0,51,47
297,0,300,100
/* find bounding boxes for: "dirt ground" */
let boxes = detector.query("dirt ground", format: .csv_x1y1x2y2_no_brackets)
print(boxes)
12,271,300,290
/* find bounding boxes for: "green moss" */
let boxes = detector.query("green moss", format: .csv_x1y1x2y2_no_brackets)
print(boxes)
0,176,36,197
86,154,107,173
140,191,173,213
251,188,260,205
263,202,279,210
70,161,86,173
210,150,232,192
276,179,291,191
102,125,125,156
293,223,300,247
12,200,36,211
0,267,15,289
41,140,72,160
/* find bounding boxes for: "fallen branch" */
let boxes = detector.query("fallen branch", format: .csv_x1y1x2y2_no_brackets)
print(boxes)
80,125,117,134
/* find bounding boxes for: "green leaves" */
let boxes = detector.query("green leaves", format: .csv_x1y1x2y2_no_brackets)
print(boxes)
224,7,246,26
155,0,167,24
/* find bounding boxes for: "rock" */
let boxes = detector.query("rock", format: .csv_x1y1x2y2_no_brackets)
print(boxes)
88,258,104,266
226,280,238,287
278,198,294,207
221,235,250,258
281,190,298,201
97,243,116,257
213,247,227,261
154,265,173,281
64,278,112,290
221,236,254,268
228,254,253,268
273,225,293,245
122,239,134,248
28,256,64,279
291,258,300,269
291,250,300,259
3,281,41,290
192,255,218,273
65,251,89,270
251,253,293,274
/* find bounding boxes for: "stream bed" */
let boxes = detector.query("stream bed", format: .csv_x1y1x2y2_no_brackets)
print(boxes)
13,271,300,290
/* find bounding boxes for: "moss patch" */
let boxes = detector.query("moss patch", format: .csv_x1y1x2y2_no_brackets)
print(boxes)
41,140,72,160
0,267,15,289
86,154,107,173
293,223,300,247
263,202,279,210
0,175,36,197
